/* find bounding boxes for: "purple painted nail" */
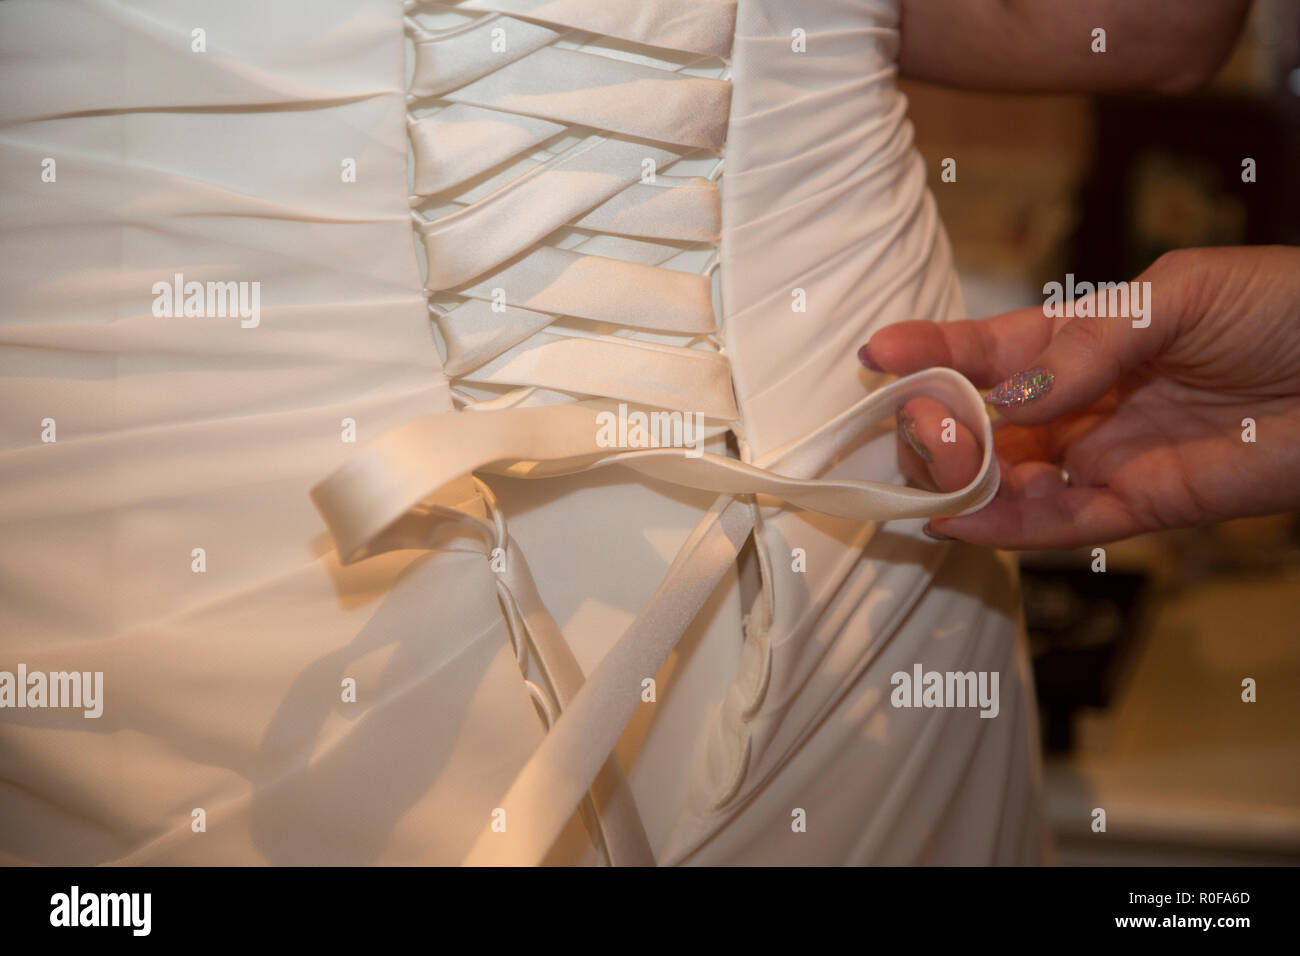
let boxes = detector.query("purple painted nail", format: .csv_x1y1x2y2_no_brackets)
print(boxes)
985,368,1055,406
922,523,952,541
858,345,884,372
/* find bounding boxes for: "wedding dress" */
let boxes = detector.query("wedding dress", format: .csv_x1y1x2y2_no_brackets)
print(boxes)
0,0,1047,865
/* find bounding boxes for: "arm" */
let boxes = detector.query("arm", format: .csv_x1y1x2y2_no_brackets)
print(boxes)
900,0,1252,95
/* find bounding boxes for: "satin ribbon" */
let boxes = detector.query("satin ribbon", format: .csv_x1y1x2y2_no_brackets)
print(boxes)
455,330,740,421
386,0,988,866
413,486,655,866
450,245,717,332
460,0,738,58
408,13,560,99
445,46,731,150
418,136,684,290
490,525,657,866
408,105,564,197
312,367,1000,863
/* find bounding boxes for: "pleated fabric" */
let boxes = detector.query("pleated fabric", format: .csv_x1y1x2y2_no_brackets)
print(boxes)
0,0,1048,866
666,0,1049,865
0,0,557,866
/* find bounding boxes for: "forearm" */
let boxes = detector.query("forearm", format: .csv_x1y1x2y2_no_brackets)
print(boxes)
899,0,1251,95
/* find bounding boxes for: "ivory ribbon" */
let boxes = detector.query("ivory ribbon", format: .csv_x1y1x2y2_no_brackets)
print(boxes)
460,0,739,58
445,46,731,150
408,14,560,99
492,529,656,866
311,367,1000,864
459,331,739,422
408,105,565,197
418,136,682,290
452,245,717,333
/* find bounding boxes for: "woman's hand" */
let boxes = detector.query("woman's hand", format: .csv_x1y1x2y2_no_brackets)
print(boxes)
860,246,1300,549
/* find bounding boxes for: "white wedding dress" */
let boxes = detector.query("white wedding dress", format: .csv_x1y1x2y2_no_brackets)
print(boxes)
0,0,1047,865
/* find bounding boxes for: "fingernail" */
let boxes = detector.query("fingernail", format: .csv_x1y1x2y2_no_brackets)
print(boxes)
922,522,952,541
985,367,1055,407
896,411,933,463
858,345,884,372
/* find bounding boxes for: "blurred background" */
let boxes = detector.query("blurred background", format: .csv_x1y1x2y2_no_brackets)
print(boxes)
903,0,1300,865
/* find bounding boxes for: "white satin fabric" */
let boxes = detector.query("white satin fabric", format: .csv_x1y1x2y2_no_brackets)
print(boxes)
0,0,1046,865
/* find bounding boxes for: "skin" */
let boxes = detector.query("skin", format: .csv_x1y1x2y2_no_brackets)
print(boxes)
871,2,1274,549
899,0,1252,95
860,247,1300,550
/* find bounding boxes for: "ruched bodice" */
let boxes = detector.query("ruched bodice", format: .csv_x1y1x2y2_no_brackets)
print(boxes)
1,0,1046,867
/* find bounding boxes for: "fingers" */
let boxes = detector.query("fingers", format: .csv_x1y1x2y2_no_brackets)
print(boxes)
1004,460,1074,499
891,395,1144,550
977,261,1190,425
989,421,1059,468
859,255,1209,549
859,306,1055,388
982,324,1156,427
898,406,1143,550
895,397,983,492
859,256,1193,427
928,470,1144,550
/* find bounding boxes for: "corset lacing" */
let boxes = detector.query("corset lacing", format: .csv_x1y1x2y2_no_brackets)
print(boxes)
313,0,1002,866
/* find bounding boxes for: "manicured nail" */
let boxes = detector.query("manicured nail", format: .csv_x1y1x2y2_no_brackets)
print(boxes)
922,522,952,541
857,345,884,372
896,411,933,463
985,368,1054,407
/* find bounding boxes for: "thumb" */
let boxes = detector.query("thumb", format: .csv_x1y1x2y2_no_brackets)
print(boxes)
983,258,1187,424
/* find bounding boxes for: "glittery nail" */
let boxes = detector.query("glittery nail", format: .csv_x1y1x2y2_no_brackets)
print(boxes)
985,368,1055,406
896,411,933,463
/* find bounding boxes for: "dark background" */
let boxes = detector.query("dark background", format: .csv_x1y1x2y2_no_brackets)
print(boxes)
904,0,1300,865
